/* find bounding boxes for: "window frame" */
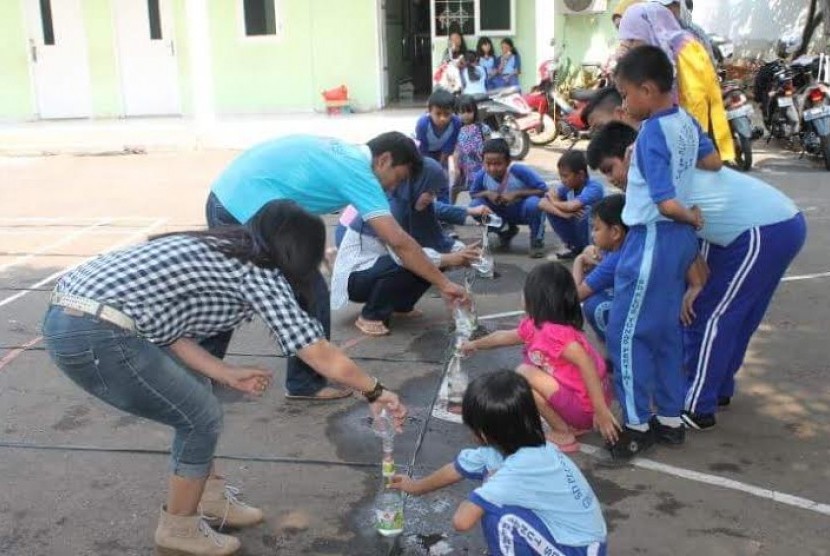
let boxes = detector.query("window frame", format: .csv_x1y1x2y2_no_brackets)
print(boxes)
237,0,284,43
431,0,516,39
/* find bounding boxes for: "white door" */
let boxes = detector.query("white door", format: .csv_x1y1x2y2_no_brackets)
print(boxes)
23,0,92,119
114,0,181,116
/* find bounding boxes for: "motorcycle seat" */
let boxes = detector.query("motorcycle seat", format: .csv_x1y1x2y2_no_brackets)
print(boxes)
491,86,521,97
570,88,600,102
471,93,491,102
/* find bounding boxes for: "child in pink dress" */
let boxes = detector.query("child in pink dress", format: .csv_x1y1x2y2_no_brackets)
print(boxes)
462,262,620,452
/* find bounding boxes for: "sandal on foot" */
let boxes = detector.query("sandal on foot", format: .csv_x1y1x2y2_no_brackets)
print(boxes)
285,386,353,401
392,309,424,319
355,317,390,336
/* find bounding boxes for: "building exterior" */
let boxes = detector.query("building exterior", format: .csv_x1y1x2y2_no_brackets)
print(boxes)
0,0,618,122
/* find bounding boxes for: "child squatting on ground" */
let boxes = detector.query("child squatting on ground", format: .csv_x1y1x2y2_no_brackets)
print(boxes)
391,370,609,556
461,263,619,454
601,45,722,461
415,89,462,171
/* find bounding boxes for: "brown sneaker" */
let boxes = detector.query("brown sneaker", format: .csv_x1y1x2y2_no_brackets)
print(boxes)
199,478,264,529
154,505,240,555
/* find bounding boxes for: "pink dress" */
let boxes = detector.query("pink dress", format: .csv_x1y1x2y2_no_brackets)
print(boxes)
518,318,610,425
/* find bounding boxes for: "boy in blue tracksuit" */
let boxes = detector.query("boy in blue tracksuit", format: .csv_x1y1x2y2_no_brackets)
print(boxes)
469,138,548,258
540,150,605,259
415,89,462,178
586,121,807,435
603,46,723,460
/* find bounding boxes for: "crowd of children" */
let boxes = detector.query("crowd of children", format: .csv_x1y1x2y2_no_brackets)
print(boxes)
435,30,523,94
338,41,806,555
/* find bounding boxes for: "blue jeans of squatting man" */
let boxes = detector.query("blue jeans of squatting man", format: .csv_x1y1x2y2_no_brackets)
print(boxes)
43,306,221,478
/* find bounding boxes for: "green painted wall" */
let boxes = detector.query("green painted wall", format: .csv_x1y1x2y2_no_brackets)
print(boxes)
209,0,379,114
82,0,122,117
556,11,617,71
0,1,34,120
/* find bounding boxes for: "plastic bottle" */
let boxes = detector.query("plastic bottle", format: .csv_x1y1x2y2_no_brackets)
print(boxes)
446,346,469,414
374,408,395,472
453,301,477,340
473,223,495,278
375,483,404,537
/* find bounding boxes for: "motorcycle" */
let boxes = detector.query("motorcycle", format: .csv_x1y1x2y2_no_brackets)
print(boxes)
474,87,537,160
794,54,830,171
758,60,801,143
722,81,758,171
524,58,599,146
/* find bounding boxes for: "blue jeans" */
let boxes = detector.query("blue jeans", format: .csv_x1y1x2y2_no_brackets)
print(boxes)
470,196,545,243
204,193,328,396
347,256,431,322
42,306,222,478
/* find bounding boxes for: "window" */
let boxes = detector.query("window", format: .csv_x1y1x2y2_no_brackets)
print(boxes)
39,0,55,45
243,0,278,37
147,0,162,40
433,0,515,37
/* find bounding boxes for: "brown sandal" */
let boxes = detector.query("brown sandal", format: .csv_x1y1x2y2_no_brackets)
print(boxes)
355,316,390,336
392,309,424,319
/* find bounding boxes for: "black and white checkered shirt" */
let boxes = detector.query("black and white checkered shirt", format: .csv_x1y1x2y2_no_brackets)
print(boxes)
54,235,324,354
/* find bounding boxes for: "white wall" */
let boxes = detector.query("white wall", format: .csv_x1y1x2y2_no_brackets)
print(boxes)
692,0,822,56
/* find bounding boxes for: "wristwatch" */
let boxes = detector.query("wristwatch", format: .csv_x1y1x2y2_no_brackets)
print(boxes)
362,377,385,402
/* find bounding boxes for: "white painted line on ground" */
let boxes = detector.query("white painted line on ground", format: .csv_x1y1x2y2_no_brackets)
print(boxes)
477,309,525,322
578,444,830,517
0,218,110,273
782,271,830,282
0,218,167,309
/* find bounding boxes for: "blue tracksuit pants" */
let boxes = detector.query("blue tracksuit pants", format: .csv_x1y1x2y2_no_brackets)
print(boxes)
606,222,698,426
684,213,807,414
583,290,613,344
548,214,592,253
470,196,545,243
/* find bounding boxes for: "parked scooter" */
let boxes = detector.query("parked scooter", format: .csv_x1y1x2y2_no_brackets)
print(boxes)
761,61,801,143
474,87,537,160
794,54,830,171
524,58,598,146
722,80,757,171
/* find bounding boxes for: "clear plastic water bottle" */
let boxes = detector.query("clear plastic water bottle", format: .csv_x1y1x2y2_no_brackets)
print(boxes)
446,347,469,414
374,409,395,456
484,213,503,229
453,302,477,340
472,224,495,279
376,483,404,537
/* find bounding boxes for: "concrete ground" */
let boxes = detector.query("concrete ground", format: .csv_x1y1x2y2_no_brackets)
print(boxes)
0,131,829,555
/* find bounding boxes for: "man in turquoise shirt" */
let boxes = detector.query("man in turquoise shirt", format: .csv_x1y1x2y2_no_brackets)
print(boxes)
206,132,466,400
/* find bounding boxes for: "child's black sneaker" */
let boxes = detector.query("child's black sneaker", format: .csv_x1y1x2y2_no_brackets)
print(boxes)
681,411,717,431
529,239,545,259
606,426,655,462
650,417,686,445
497,224,519,250
717,396,731,408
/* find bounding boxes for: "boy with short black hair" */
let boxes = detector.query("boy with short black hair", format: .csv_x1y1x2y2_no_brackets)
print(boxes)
603,45,721,460
415,90,463,171
539,150,605,260
573,194,627,343
469,138,548,258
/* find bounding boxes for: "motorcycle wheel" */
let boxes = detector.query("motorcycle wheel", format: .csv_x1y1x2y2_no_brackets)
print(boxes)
529,114,557,146
734,134,753,171
821,135,830,172
510,129,531,160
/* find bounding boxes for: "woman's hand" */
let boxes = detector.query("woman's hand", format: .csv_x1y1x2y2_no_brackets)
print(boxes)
221,365,272,395
594,405,621,444
371,390,407,432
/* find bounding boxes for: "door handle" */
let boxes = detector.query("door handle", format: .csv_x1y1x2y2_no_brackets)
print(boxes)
29,39,37,63
168,40,175,56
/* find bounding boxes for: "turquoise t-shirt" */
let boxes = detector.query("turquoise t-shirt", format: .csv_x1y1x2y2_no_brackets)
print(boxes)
689,167,799,246
210,135,391,223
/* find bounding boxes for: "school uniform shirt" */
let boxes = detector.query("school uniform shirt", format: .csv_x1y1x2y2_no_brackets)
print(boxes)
455,444,607,553
623,106,715,227
584,250,622,296
462,67,488,95
686,167,799,247
555,178,605,215
479,55,497,78
210,135,391,224
518,318,608,413
54,235,324,353
469,164,548,198
415,113,462,156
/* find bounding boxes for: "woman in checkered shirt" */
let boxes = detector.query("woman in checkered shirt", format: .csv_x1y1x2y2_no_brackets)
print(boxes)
42,200,407,556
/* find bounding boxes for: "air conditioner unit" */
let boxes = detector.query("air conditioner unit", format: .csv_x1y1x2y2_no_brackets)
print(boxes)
561,0,608,15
